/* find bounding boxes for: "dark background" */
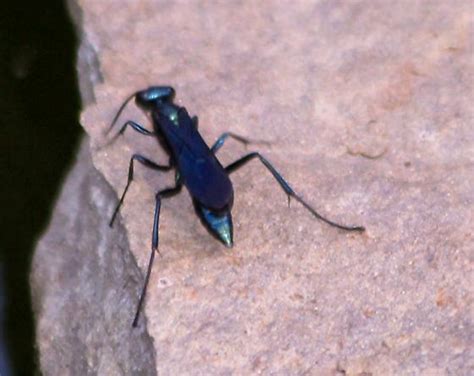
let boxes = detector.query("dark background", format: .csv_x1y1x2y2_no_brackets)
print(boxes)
0,0,81,374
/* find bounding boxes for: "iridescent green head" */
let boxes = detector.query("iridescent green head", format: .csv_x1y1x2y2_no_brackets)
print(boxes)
135,86,175,110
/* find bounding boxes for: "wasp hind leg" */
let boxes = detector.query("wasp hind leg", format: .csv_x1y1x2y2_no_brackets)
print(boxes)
226,152,365,232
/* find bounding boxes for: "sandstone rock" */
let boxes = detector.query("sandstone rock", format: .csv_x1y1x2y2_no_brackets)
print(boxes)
32,1,473,374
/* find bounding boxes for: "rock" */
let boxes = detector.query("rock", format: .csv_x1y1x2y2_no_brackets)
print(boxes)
31,142,156,375
32,0,472,374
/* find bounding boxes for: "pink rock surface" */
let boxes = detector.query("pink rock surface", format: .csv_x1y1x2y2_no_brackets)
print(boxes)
33,0,472,374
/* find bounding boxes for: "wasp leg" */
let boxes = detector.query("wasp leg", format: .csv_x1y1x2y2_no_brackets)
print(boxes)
118,120,155,136
132,183,182,327
211,132,271,154
109,154,172,227
104,120,155,147
226,152,365,232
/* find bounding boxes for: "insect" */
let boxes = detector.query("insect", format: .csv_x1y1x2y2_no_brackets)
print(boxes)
106,86,365,327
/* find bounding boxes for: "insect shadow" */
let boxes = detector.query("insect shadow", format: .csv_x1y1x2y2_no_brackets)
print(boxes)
105,86,365,327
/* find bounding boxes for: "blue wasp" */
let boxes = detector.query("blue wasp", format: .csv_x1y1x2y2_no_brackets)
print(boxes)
107,86,365,326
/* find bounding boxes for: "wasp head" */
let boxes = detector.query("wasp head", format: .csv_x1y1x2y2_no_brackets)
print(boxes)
135,86,175,110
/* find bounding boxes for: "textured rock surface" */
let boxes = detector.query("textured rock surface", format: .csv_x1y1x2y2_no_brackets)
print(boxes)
33,0,472,374
31,142,156,374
